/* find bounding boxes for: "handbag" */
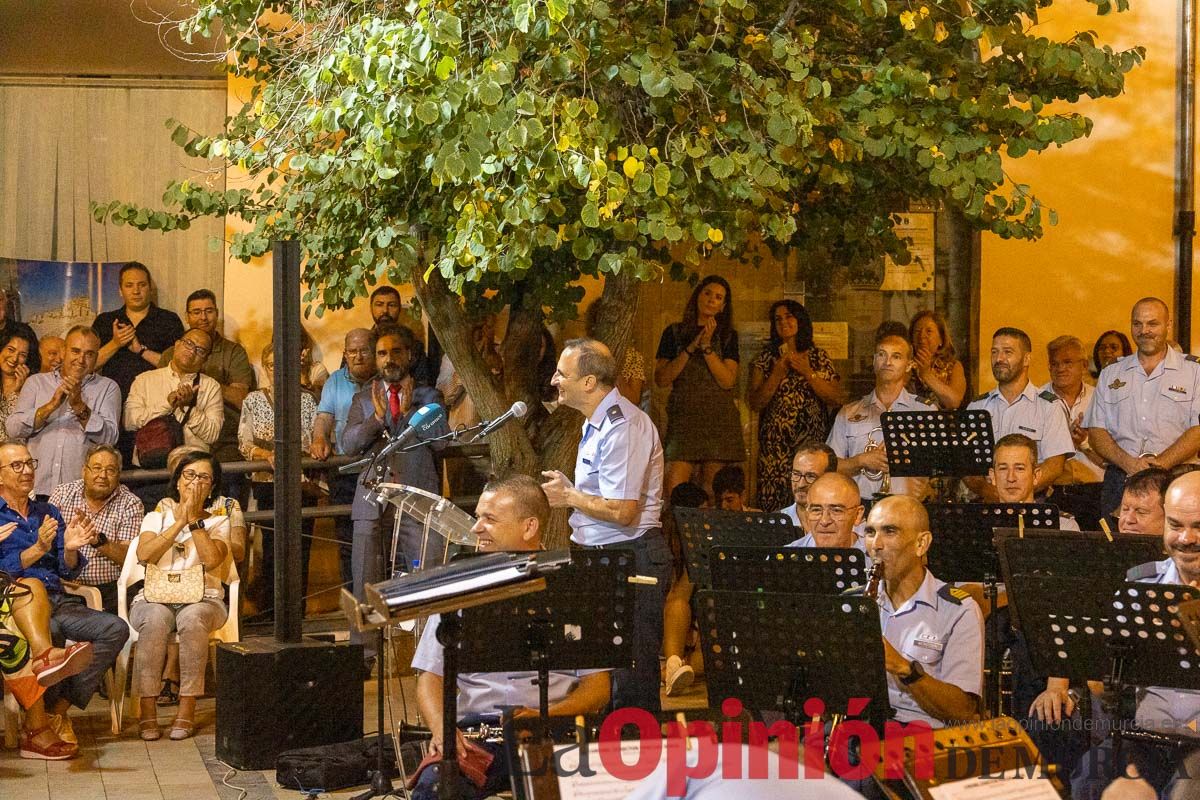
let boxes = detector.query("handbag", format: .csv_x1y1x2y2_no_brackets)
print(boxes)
143,530,205,605
135,375,200,468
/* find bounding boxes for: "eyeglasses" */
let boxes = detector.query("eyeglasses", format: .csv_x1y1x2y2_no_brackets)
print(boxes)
1,459,37,473
790,470,822,484
178,339,210,357
180,469,213,483
345,348,373,359
85,465,119,476
804,504,860,521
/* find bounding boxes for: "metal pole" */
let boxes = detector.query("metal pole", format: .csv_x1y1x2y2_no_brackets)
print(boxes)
1177,0,1197,351
273,240,304,644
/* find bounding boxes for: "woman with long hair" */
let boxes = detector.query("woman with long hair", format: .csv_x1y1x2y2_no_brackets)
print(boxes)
748,300,843,510
654,276,744,496
0,331,30,443
1092,330,1132,377
908,310,967,409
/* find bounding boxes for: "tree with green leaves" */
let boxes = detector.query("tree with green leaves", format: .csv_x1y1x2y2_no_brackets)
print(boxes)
97,0,1141,541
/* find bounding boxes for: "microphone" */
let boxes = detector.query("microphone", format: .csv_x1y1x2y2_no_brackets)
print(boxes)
339,403,447,473
476,401,529,439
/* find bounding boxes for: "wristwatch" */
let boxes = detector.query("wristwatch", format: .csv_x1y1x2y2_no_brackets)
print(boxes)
701,346,714,355
900,659,926,685
188,520,206,533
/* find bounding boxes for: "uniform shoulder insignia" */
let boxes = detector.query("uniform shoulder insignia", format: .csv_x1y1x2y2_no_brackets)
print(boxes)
1126,562,1159,581
606,404,625,423
973,391,990,403
1187,354,1200,364
1039,390,1058,403
938,584,969,605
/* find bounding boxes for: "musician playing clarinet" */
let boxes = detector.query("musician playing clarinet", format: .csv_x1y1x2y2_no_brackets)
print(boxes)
864,495,983,728
410,476,610,800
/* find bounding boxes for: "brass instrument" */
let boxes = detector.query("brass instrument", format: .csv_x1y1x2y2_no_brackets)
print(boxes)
862,427,890,493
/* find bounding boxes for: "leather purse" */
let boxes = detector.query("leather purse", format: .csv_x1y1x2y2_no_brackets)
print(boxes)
143,561,204,605
135,375,200,468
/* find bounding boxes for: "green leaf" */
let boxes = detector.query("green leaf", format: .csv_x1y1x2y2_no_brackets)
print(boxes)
653,163,671,197
581,202,600,228
640,65,672,98
415,101,440,125
961,18,984,40
546,0,569,22
708,156,735,180
435,55,456,80
478,81,503,106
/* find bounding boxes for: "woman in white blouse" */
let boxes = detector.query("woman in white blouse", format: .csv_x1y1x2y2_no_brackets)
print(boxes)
131,452,231,741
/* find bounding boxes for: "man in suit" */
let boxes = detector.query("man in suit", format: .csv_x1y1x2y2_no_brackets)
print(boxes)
342,325,447,662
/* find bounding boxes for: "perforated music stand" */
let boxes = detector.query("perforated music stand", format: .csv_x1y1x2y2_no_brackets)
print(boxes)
695,589,891,727
709,546,869,594
456,551,635,721
673,507,797,588
880,409,994,477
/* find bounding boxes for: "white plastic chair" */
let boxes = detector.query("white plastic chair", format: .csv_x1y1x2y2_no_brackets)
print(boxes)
112,539,240,734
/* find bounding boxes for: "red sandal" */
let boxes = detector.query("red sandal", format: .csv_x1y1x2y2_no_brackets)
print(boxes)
31,642,93,687
20,725,78,760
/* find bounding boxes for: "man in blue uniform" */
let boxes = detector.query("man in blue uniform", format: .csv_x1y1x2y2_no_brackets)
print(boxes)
864,495,983,728
1086,298,1200,518
966,327,1074,499
541,338,669,712
411,475,610,800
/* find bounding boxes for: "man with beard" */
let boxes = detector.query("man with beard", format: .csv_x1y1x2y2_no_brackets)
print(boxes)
366,285,435,385
778,443,837,529
966,327,1073,499
1086,298,1200,518
342,326,447,663
829,332,935,502
1069,471,1200,800
7,326,121,501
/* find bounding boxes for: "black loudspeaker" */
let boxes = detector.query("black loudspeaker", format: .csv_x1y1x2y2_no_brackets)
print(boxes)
216,638,365,770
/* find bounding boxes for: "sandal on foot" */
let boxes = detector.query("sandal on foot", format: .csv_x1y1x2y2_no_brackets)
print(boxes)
168,718,194,741
20,725,77,760
31,642,93,687
139,719,161,741
156,679,179,706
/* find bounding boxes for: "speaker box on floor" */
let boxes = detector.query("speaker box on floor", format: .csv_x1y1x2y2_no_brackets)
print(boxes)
216,637,364,770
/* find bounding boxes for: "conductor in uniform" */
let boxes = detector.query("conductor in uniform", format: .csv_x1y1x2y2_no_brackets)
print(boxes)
541,338,671,712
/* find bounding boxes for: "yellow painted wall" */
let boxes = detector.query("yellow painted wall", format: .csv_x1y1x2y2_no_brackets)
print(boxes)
979,1,1182,387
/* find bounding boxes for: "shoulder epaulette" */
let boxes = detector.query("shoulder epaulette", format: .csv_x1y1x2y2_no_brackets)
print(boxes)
1039,390,1058,403
973,391,990,403
1187,354,1200,364
606,404,625,423
938,584,969,605
1126,562,1159,581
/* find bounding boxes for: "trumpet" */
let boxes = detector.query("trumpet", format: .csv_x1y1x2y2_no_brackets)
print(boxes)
862,427,890,493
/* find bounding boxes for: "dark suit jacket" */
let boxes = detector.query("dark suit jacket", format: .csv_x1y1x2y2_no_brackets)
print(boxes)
342,381,448,522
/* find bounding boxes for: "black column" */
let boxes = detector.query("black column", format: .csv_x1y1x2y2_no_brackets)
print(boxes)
273,240,303,644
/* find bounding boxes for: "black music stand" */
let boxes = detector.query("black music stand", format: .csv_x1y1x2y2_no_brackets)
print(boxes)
695,589,891,727
709,545,869,594
880,409,994,477
925,503,1059,715
456,551,635,721
673,507,797,588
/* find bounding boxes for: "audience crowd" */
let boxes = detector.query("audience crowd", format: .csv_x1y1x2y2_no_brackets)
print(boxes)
0,261,1196,800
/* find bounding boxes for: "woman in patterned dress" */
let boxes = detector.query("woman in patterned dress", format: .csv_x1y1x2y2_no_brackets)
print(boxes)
0,331,30,444
907,310,966,410
748,300,844,511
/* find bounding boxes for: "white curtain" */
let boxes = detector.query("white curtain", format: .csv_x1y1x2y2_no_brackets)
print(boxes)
0,76,227,313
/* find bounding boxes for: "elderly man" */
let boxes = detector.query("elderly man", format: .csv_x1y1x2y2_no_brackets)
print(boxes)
830,331,935,501
1086,298,1200,519
1116,467,1171,536
0,442,128,743
864,495,984,728
967,327,1074,499
7,325,121,501
47,444,144,613
312,329,377,587
779,443,838,529
785,473,869,565
1068,471,1200,800
541,337,668,712
158,290,254,468
124,327,224,464
38,336,64,374
411,475,610,800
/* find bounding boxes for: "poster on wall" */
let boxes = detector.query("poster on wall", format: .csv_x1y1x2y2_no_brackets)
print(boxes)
880,212,936,292
0,258,121,338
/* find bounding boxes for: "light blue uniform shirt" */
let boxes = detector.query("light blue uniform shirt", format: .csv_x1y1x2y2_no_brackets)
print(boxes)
570,388,664,546
875,570,984,729
827,388,936,500
1127,557,1200,737
316,365,368,454
967,379,1074,464
411,613,602,718
781,503,801,528
1084,349,1200,463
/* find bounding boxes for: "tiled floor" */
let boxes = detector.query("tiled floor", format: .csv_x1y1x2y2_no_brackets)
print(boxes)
1,667,708,799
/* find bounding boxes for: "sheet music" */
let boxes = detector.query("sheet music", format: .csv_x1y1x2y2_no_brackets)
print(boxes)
388,566,529,607
928,776,1061,800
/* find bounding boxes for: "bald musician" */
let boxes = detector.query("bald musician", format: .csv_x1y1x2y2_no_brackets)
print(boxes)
864,496,983,728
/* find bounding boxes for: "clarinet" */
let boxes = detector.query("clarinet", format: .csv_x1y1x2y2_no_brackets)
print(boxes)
864,561,884,600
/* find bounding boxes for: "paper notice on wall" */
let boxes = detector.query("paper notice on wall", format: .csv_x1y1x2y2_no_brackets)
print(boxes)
812,322,849,360
880,212,936,292
928,776,1062,800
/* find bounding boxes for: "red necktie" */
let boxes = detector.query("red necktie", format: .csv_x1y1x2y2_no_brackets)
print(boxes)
388,386,401,424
